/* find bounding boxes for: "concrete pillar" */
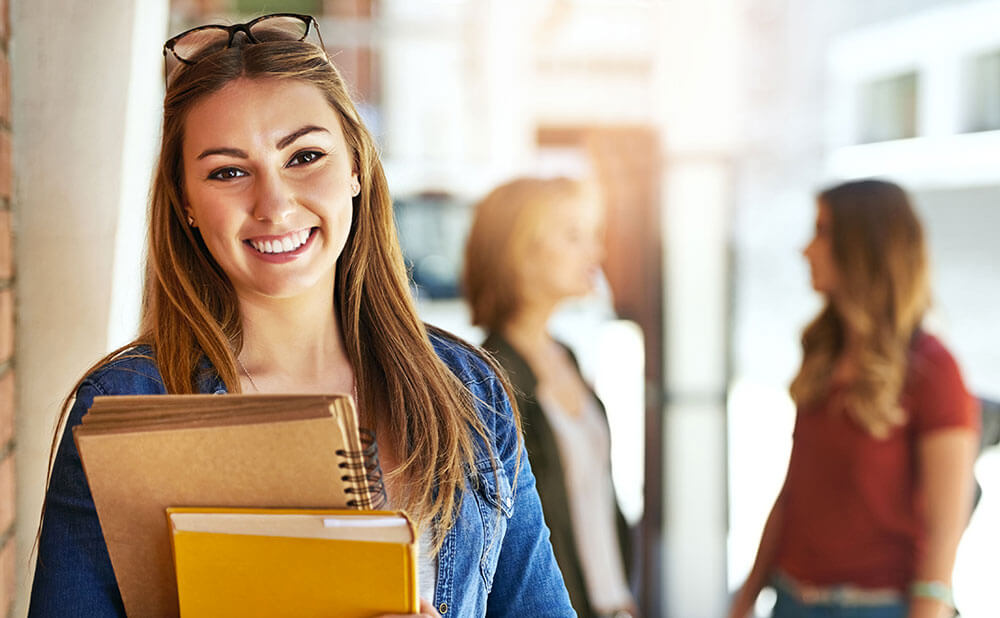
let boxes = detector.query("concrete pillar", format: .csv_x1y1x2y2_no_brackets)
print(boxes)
661,161,732,617
654,1,744,615
12,0,166,613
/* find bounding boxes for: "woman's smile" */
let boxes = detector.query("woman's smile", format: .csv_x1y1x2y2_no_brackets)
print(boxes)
244,226,318,262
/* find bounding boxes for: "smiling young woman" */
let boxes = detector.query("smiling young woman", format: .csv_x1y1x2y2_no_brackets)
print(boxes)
28,14,574,618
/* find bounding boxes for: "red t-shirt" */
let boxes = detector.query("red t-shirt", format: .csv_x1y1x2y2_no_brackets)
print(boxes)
774,332,980,590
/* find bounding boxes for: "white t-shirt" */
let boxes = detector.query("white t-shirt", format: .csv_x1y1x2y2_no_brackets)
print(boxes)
537,388,632,613
417,525,438,604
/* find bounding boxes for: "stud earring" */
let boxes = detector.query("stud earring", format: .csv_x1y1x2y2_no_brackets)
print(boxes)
351,180,361,196
187,215,195,227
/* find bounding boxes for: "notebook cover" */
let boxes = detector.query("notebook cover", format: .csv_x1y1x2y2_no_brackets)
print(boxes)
73,394,377,618
167,507,418,618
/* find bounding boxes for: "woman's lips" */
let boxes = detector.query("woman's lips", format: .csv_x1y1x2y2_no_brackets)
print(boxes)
244,227,317,263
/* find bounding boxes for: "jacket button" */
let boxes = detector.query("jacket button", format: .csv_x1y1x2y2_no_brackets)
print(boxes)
438,602,448,614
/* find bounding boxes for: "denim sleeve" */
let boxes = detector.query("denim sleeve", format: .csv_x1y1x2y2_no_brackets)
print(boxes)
28,381,126,617
485,377,576,618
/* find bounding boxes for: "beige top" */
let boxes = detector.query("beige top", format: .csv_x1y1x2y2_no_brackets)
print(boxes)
537,388,632,613
418,526,438,604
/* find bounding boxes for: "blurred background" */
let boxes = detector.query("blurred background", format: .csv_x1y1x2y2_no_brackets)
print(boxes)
4,0,1000,616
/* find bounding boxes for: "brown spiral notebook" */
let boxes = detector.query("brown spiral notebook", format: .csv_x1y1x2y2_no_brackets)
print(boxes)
73,393,387,618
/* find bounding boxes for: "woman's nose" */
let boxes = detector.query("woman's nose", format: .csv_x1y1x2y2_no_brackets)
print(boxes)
802,238,815,258
251,172,296,224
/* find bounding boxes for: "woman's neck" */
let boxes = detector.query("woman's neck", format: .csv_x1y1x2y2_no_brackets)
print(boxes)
501,302,557,362
235,290,353,393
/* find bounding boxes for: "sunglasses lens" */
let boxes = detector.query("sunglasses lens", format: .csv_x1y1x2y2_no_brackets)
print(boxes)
171,26,231,62
249,15,311,43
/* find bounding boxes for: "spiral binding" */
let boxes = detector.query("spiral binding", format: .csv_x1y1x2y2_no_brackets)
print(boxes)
336,427,388,509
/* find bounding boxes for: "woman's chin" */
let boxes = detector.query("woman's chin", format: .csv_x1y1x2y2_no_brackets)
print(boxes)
810,280,834,296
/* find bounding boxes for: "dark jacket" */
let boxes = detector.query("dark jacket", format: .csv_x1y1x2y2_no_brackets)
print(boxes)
483,332,632,618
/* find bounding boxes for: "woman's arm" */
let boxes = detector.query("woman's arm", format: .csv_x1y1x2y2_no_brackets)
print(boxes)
482,376,576,618
728,490,786,618
486,439,575,617
908,427,978,618
28,382,126,617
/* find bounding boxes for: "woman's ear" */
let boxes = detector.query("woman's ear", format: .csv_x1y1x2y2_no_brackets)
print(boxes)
350,172,361,197
184,205,197,228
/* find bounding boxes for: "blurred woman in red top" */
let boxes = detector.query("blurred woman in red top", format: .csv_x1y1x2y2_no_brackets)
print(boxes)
729,180,980,618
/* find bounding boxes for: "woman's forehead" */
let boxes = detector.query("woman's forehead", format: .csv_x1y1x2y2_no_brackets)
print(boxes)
548,190,603,223
182,77,345,153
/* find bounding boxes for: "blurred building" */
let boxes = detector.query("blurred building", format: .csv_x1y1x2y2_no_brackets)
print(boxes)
6,1,1000,617
729,2,1000,617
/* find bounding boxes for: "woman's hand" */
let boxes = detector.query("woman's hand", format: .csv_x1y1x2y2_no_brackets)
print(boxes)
375,598,441,618
907,596,955,618
728,490,787,618
726,586,756,618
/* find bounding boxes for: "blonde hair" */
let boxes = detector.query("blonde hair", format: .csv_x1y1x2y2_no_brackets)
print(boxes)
463,177,590,331
790,179,930,437
46,37,506,551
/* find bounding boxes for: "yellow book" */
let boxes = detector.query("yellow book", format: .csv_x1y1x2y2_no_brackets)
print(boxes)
167,507,419,618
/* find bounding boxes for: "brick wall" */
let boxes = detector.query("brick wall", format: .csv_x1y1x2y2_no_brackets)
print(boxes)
0,0,13,613
322,0,378,105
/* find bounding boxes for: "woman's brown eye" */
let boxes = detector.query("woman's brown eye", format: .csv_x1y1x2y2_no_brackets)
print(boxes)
289,151,325,167
208,167,247,181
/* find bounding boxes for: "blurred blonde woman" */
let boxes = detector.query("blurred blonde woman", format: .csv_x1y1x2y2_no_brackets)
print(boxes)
464,177,636,618
729,180,980,618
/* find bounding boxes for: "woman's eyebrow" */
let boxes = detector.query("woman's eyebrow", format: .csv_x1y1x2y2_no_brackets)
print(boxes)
197,147,248,160
196,126,330,160
276,125,330,150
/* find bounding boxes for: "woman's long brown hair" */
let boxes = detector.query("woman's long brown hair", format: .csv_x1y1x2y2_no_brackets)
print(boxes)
790,179,930,437
42,39,513,552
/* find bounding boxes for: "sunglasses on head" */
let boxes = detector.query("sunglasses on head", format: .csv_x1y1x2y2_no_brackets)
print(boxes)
162,13,326,86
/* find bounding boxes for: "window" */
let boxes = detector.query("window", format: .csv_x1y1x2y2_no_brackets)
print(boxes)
965,50,1000,133
857,72,918,143
394,193,472,300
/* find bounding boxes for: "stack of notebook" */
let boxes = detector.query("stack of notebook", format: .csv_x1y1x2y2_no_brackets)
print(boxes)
74,393,415,618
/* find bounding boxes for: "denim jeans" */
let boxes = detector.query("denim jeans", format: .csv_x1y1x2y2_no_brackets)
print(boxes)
772,587,907,618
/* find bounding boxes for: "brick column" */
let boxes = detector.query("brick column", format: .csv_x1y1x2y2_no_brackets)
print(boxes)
0,0,14,612
322,0,378,104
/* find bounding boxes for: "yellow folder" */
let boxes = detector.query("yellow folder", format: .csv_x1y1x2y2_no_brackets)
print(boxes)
167,507,419,618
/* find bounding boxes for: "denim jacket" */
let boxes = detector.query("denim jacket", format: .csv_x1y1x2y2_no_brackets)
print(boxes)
29,332,575,617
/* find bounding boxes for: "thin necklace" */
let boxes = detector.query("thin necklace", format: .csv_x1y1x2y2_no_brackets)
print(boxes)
236,357,261,393
236,356,358,400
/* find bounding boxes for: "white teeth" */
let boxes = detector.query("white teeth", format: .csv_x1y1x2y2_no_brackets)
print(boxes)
249,229,311,254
